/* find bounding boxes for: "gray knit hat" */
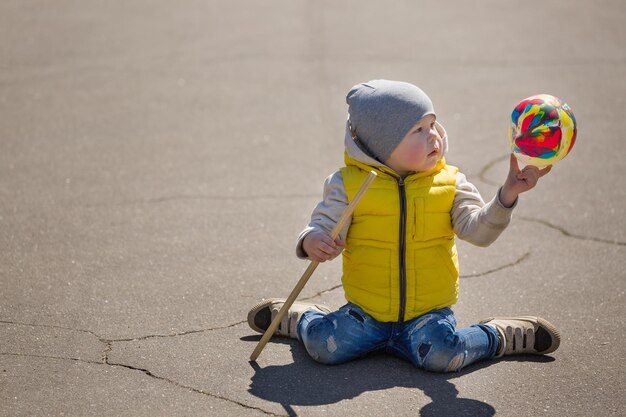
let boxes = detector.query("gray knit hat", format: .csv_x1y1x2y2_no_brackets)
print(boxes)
346,80,435,162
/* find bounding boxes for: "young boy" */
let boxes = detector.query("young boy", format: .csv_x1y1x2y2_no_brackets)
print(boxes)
247,80,560,372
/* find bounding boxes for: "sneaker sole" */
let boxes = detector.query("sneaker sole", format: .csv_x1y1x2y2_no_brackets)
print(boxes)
480,316,561,354
247,298,285,334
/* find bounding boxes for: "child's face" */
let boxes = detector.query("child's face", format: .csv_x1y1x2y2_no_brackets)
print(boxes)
385,115,443,176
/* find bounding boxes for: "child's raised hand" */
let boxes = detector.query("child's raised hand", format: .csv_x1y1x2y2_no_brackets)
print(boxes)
500,154,552,207
302,230,345,263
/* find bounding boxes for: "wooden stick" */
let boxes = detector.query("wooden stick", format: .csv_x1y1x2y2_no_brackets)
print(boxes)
250,170,377,361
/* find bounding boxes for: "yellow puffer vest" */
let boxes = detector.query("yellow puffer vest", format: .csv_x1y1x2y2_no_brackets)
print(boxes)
340,154,459,322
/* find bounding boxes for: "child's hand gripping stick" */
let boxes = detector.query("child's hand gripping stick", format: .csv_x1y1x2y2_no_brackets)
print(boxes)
250,170,377,362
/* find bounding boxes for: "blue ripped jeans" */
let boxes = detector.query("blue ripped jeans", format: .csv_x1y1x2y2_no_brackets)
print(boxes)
297,303,499,373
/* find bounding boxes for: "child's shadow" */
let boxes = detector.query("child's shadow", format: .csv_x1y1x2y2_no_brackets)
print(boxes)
245,336,549,416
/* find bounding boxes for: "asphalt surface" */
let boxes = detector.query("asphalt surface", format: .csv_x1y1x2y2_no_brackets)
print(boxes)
1,1,625,416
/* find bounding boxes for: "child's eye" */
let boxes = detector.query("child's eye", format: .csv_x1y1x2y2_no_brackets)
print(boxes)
416,127,423,133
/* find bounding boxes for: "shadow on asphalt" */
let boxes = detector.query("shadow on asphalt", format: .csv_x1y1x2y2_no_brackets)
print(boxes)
243,336,553,416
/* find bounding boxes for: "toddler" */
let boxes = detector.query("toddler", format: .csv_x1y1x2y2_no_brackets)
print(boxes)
248,80,559,372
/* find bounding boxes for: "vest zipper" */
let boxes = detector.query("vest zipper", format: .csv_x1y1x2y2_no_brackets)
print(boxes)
397,177,407,322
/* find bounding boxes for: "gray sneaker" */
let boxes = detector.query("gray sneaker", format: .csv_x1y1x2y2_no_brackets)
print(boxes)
247,298,331,339
480,316,561,357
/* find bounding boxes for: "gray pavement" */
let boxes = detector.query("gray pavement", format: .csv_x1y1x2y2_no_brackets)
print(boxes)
1,1,625,416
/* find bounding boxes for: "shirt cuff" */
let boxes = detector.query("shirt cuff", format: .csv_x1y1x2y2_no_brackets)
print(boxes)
497,187,518,210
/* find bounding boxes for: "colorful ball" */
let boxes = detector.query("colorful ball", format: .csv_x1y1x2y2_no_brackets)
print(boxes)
508,94,577,167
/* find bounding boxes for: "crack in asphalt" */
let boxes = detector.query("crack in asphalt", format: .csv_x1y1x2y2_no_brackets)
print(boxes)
300,284,342,301
478,154,509,187
1,351,102,365
0,318,248,345
0,351,284,416
460,251,530,278
104,320,247,343
518,216,626,246
102,361,286,416
0,320,102,340
478,154,626,247
101,341,112,364
0,320,284,416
